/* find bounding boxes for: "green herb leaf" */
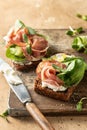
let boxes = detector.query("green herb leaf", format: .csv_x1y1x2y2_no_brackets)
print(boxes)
66,26,83,36
26,26,36,35
66,30,74,36
77,14,87,21
0,110,9,122
26,44,32,54
15,20,25,32
2,110,9,116
77,27,83,33
22,34,32,54
76,101,83,111
72,36,87,53
76,97,87,111
22,34,28,43
52,64,64,72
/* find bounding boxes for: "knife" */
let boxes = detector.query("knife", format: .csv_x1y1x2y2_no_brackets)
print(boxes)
0,58,55,130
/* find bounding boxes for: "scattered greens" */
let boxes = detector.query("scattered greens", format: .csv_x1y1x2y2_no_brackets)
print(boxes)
0,110,9,122
66,26,83,36
77,14,87,21
76,97,87,111
72,36,87,53
52,57,87,87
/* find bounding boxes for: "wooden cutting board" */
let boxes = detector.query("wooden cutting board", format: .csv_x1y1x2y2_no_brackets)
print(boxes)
7,29,87,116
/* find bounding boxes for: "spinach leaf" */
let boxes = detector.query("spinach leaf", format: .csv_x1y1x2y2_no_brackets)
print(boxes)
57,57,87,87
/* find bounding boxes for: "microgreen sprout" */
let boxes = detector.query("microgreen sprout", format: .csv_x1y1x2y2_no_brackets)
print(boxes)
0,110,9,122
76,97,87,111
66,26,83,36
77,14,87,21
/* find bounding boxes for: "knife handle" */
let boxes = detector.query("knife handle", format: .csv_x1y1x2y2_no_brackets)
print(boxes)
25,102,55,130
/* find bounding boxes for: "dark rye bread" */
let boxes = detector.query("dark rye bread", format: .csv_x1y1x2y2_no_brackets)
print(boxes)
34,78,76,101
12,60,41,71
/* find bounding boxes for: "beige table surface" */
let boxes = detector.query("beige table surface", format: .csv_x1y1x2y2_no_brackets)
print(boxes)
0,0,87,130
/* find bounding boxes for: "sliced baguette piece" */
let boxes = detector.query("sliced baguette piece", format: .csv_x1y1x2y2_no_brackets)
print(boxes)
34,78,76,101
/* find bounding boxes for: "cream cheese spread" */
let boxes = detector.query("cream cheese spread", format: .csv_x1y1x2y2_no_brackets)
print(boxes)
42,81,67,92
12,56,41,65
0,62,23,85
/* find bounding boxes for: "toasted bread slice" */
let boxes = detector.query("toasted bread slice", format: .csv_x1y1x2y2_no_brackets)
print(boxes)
34,78,76,101
12,60,40,71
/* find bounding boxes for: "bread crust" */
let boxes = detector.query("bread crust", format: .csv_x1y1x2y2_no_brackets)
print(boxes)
34,78,76,101
12,60,40,71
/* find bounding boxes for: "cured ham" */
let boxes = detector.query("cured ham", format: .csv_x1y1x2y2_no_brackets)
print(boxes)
41,65,63,84
32,36,48,50
36,60,66,74
31,36,48,58
36,60,65,88
4,26,48,61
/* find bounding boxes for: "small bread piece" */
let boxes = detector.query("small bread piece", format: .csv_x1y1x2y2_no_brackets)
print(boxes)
34,78,76,101
12,60,41,71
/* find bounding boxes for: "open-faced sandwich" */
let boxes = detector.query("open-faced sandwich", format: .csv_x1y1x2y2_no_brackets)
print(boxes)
34,53,87,101
4,20,48,70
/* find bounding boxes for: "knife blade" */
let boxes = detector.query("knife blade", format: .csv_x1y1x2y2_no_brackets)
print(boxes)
0,58,55,130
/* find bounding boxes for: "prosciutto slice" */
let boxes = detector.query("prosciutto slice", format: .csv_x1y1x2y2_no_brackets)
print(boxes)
36,60,65,87
32,36,48,58
36,60,66,74
41,65,64,85
4,27,48,61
